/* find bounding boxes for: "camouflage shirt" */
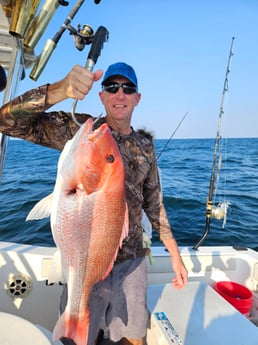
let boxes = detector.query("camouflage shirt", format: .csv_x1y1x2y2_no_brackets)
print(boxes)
0,84,174,262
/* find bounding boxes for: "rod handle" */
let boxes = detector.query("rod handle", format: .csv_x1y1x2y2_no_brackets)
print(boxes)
84,25,109,71
71,25,109,126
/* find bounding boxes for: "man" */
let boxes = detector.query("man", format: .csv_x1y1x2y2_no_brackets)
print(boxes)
0,62,188,345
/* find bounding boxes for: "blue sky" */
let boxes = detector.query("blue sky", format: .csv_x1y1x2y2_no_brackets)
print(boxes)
5,0,258,138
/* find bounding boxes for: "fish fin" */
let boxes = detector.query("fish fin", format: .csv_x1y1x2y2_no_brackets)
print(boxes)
53,308,90,345
102,202,129,281
26,193,53,220
48,250,66,284
102,261,115,280
121,202,129,244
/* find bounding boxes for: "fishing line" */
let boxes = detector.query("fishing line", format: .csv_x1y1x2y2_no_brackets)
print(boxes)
93,112,103,125
156,111,189,161
213,76,231,228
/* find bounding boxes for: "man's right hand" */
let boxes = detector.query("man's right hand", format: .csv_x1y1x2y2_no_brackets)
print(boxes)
47,65,103,105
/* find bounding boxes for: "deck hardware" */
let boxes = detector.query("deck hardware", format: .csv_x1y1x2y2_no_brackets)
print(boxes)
5,273,33,298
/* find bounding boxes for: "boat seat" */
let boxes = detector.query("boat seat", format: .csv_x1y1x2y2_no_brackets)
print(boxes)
147,281,258,345
36,324,63,344
0,312,62,345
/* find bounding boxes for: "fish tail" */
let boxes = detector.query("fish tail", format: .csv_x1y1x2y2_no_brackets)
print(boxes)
53,308,90,345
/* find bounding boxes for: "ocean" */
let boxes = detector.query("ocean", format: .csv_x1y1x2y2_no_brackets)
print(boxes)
0,137,257,250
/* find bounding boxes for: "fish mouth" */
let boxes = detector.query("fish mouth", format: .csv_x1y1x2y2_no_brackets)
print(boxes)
88,123,109,142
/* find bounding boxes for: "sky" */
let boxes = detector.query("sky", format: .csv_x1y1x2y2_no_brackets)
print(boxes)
2,0,258,139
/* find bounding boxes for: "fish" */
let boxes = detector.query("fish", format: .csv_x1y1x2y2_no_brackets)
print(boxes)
26,117,128,345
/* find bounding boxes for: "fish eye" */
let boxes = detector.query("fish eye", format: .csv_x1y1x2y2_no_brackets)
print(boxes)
106,155,115,163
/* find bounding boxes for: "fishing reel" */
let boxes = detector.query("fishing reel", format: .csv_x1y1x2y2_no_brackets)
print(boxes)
65,0,102,51
67,24,95,51
211,201,230,228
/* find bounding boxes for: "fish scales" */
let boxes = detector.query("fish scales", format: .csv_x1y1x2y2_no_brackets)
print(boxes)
52,118,129,345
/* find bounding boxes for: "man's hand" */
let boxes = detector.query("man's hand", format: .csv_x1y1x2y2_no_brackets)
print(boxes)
47,65,103,105
162,237,188,289
171,255,188,289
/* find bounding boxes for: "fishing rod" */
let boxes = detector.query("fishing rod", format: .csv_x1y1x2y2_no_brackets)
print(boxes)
30,0,102,80
156,111,189,161
193,36,235,251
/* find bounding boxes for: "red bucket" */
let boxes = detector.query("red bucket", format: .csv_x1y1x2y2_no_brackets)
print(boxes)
214,281,252,316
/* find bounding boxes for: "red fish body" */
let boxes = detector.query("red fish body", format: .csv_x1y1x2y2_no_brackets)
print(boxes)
27,118,128,345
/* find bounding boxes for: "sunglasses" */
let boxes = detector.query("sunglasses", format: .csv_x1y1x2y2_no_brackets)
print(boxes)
102,82,137,95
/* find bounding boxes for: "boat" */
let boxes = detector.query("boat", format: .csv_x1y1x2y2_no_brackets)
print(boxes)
0,2,258,345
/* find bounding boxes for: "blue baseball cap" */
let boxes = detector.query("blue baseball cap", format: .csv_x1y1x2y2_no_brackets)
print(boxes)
102,62,138,88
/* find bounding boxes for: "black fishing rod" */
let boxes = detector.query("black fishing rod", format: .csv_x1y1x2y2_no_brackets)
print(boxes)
193,36,235,251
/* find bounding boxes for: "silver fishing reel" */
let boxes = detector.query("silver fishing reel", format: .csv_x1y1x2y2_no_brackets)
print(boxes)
67,24,94,51
211,201,230,228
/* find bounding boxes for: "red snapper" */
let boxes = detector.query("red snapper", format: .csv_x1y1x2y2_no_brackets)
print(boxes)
27,118,128,345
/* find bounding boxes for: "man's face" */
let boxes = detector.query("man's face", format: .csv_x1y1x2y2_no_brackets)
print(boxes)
99,76,141,124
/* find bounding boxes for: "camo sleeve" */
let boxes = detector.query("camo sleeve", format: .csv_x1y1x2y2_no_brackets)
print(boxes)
0,84,91,150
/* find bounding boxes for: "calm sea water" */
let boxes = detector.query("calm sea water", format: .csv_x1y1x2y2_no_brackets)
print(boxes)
0,137,257,250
